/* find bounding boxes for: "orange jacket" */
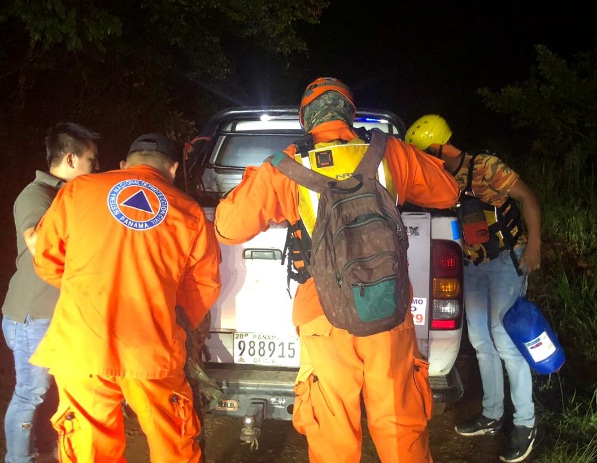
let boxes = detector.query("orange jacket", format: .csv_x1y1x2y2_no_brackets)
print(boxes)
215,120,459,326
31,165,221,378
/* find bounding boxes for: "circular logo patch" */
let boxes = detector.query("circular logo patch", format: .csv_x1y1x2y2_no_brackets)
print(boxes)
107,179,168,230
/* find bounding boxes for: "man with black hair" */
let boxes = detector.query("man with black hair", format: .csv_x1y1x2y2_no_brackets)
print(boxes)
2,122,99,463
406,115,542,463
31,133,221,463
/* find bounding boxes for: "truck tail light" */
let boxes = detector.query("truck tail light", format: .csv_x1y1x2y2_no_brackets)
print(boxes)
430,240,463,330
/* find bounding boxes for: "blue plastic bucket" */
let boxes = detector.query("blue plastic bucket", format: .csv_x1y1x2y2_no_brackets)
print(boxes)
503,296,566,375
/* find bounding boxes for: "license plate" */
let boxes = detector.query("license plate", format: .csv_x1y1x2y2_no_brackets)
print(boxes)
233,332,300,368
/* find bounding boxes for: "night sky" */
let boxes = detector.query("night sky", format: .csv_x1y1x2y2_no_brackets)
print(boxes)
295,1,596,148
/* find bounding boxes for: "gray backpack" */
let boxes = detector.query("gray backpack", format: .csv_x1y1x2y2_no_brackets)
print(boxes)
265,128,410,336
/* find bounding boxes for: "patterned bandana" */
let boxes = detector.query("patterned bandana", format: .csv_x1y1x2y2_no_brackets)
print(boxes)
302,91,354,132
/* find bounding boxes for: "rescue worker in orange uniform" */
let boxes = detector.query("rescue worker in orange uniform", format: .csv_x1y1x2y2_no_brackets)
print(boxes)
214,77,460,463
31,133,222,463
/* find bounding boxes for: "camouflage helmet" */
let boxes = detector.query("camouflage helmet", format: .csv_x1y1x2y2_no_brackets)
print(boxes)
299,77,356,131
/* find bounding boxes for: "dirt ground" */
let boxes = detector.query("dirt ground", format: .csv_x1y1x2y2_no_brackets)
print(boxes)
0,335,547,463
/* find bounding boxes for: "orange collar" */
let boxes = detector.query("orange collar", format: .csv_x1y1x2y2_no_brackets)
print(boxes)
309,121,357,144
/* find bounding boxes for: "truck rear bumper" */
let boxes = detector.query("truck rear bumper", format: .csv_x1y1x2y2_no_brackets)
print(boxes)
203,364,463,421
204,366,297,420
429,366,464,405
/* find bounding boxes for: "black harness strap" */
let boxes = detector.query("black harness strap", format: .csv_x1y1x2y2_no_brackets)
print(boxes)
294,133,315,158
466,153,524,275
282,220,312,297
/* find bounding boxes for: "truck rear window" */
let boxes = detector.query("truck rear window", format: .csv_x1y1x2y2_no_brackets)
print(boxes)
215,134,300,168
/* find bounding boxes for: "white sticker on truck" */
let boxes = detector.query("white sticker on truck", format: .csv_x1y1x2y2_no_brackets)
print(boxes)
411,297,427,325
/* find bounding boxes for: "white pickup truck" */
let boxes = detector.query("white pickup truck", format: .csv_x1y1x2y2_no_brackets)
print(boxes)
184,106,464,442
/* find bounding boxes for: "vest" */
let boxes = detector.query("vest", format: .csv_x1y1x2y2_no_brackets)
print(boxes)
293,136,397,236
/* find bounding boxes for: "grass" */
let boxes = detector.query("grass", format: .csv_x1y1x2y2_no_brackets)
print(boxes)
535,382,597,462
520,156,597,462
539,437,597,463
531,257,597,361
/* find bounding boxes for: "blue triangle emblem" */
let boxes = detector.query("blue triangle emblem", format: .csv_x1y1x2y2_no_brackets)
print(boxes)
121,190,154,213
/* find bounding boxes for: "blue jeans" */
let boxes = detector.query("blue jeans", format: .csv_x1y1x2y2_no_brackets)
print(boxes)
2,315,56,463
463,247,535,428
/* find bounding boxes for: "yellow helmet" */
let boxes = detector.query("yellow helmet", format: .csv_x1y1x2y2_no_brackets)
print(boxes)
405,114,452,150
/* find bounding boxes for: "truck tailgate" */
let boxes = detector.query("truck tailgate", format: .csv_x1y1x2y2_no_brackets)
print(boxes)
204,208,433,365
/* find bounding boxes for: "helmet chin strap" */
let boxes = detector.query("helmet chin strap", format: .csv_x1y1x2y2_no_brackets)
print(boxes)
446,149,466,176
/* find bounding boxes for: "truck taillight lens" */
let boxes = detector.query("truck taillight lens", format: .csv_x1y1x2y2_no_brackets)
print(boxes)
432,300,460,329
433,278,460,298
430,240,464,330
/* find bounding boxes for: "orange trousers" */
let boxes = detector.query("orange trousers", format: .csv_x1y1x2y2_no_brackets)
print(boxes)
51,374,202,463
292,315,434,463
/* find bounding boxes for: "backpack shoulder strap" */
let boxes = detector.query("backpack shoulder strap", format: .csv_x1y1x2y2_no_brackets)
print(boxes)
265,128,388,193
265,150,330,194
353,128,387,179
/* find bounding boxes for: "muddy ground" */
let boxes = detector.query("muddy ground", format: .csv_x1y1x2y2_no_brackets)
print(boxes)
0,335,548,463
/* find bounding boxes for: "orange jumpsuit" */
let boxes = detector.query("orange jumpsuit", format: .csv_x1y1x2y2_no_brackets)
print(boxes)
215,120,459,463
31,165,222,463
